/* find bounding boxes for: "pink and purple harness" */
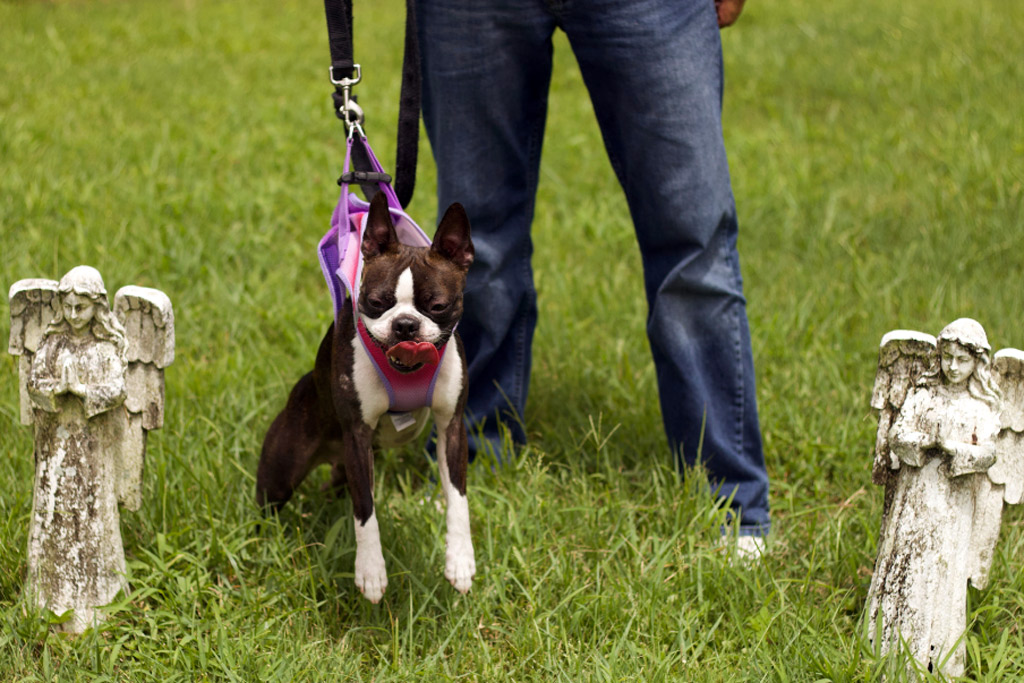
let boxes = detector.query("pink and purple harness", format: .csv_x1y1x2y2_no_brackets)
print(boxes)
317,137,448,414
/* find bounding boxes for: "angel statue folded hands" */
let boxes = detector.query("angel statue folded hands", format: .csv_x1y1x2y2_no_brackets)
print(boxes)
867,318,1024,678
8,266,173,633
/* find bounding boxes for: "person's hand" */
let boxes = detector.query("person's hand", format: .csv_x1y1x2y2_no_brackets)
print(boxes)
715,0,746,28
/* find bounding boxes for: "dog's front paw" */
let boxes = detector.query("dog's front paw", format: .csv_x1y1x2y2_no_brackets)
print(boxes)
355,550,388,603
445,543,476,594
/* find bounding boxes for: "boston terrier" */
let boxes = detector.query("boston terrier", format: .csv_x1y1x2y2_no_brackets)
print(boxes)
256,192,476,603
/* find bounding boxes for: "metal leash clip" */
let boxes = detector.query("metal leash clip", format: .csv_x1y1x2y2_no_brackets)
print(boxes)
330,63,365,138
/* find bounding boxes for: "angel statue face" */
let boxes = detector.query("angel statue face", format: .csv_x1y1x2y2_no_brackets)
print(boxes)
62,292,96,335
47,265,125,349
933,318,1000,406
941,341,977,386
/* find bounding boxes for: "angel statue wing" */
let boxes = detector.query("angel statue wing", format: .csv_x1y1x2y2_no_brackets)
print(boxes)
960,346,1024,590
870,330,938,486
986,348,1024,505
8,279,60,425
113,285,175,511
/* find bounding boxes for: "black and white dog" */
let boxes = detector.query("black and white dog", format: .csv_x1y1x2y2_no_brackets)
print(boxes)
257,192,476,603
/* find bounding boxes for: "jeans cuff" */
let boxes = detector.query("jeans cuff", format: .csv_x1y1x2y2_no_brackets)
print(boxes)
720,521,771,538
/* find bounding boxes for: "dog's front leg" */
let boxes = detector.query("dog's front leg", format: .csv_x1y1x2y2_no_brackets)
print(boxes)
435,413,476,594
344,424,388,603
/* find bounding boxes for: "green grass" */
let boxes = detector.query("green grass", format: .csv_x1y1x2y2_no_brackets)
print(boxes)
2,0,1023,679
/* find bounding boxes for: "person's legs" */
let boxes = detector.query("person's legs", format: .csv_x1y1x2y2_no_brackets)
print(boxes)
418,0,557,457
563,0,770,533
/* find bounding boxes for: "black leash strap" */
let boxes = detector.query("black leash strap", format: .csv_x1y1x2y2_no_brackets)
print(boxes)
393,0,420,208
323,0,420,208
323,0,355,86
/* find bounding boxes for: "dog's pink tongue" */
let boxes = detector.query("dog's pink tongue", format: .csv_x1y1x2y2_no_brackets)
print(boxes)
387,341,440,367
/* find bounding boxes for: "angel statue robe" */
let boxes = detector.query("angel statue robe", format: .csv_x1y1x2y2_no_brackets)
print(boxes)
26,331,129,633
866,381,1001,677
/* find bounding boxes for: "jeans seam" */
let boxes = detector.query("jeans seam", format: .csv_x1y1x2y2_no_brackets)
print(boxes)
726,241,744,461
512,95,548,411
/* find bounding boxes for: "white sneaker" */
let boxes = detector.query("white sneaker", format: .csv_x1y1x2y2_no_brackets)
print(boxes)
717,534,766,565
735,535,765,562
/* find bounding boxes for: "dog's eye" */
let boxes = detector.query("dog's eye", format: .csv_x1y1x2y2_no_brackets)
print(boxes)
366,296,388,312
430,301,449,314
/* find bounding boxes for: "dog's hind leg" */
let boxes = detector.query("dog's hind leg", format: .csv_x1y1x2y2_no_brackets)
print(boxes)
256,372,328,511
320,457,348,496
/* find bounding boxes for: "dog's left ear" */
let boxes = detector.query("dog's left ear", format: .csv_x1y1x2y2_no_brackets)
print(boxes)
362,192,399,259
431,202,474,270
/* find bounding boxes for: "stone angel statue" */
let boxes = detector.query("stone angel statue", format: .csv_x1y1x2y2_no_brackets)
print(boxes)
866,318,1024,678
8,266,174,633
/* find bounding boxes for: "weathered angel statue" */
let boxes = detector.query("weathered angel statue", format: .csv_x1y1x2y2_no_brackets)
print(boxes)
8,266,173,633
867,318,1024,677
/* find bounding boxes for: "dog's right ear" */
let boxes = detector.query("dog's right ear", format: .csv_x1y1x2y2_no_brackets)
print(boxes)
362,192,399,259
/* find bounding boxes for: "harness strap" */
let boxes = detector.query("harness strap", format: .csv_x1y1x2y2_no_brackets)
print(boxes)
318,166,443,414
357,319,447,413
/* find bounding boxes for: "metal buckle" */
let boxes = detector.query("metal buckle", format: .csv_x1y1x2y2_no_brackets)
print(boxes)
342,99,365,138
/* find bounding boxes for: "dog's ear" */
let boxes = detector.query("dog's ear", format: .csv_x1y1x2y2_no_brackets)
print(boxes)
362,192,399,259
431,202,474,270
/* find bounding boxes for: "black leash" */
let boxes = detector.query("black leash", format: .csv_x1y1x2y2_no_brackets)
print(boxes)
323,0,420,208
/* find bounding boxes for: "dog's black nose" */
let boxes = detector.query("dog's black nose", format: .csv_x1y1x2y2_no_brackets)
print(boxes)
392,315,420,340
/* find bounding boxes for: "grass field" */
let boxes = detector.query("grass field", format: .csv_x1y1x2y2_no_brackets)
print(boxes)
2,0,1023,679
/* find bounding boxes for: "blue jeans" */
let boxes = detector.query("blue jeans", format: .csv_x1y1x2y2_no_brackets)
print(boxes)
418,0,770,534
